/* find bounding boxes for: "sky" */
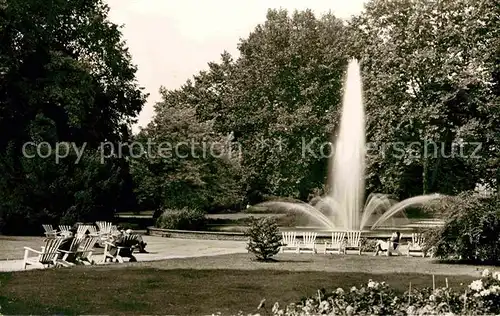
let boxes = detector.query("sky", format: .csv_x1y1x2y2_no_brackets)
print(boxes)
106,0,367,133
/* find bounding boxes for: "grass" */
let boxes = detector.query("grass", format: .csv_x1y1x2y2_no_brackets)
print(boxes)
0,253,481,315
0,268,475,315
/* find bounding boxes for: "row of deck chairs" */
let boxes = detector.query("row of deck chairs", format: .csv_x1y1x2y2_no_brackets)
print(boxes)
25,222,140,269
281,231,429,256
23,234,100,269
42,222,118,244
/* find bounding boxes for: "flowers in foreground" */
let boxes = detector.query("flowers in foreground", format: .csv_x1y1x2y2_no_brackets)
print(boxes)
469,279,484,291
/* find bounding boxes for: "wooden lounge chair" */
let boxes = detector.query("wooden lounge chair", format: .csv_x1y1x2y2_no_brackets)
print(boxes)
407,233,428,257
344,231,362,255
76,225,90,237
298,232,317,254
324,232,346,254
103,235,137,263
280,232,298,253
96,221,112,234
76,236,99,264
57,236,86,267
96,221,113,246
87,225,98,236
42,224,59,238
59,225,72,237
23,238,64,269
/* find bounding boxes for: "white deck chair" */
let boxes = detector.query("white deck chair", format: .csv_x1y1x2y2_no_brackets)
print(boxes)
407,233,428,257
87,225,98,236
76,236,99,264
96,221,113,235
96,221,113,246
57,236,86,267
59,225,72,237
76,225,90,237
344,231,362,255
281,232,298,253
42,224,58,238
298,232,317,253
103,236,137,263
324,232,346,254
23,238,64,269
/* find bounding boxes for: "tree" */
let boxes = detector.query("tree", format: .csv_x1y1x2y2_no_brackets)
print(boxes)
202,9,351,201
350,0,500,198
0,0,147,234
131,87,244,212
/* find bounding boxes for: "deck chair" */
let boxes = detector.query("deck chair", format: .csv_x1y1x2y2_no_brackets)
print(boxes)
59,225,72,237
57,236,86,267
76,236,99,264
344,231,362,255
298,232,317,253
87,225,98,236
103,236,137,263
76,225,90,237
96,221,113,233
324,232,346,254
42,224,58,238
23,238,64,269
281,232,298,253
96,221,113,246
407,233,428,257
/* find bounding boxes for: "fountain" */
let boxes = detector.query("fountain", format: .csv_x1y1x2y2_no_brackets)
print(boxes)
260,59,442,231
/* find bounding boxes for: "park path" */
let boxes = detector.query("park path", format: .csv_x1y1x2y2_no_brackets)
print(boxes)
0,235,491,278
0,236,248,272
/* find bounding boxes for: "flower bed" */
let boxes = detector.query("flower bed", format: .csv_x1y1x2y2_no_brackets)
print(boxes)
214,269,500,316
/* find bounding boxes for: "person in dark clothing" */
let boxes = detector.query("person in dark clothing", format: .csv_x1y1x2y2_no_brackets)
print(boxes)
57,226,77,260
124,229,148,253
106,231,137,262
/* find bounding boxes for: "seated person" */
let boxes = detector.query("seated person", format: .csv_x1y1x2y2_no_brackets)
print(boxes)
374,231,402,256
106,229,148,261
124,229,148,253
57,226,78,260
106,231,137,262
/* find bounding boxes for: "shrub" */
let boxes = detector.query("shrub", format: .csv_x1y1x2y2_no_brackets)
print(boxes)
423,192,500,264
246,217,282,261
155,208,207,230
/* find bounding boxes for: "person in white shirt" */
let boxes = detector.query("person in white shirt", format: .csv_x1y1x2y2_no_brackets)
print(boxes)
374,231,402,256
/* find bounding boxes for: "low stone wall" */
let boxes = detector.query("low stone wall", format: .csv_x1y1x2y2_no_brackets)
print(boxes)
147,227,248,241
147,226,415,242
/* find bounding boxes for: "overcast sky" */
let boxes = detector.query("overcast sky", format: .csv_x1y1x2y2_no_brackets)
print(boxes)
106,0,367,133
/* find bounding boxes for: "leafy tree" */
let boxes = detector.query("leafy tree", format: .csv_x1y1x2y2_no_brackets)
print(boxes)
351,0,500,198
198,9,351,201
139,10,352,207
131,90,243,212
0,0,146,234
246,217,282,261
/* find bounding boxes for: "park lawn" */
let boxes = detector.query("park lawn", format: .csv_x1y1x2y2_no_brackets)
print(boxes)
0,266,475,315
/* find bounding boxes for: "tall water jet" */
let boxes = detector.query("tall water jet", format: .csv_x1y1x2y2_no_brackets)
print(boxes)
257,59,444,231
328,59,366,230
